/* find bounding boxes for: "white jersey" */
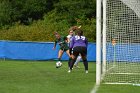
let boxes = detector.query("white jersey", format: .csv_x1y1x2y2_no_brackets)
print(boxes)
67,35,73,43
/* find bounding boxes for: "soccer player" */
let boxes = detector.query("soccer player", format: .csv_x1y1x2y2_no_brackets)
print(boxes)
53,32,71,67
68,29,88,73
67,26,82,68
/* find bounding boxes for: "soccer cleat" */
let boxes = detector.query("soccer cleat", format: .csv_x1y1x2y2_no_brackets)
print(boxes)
85,70,88,73
68,70,71,73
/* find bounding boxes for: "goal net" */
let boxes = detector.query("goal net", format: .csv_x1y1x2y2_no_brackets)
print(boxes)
97,0,140,85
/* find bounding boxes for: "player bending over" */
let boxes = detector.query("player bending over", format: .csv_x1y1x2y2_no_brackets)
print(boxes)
67,26,82,68
53,32,71,68
68,29,88,73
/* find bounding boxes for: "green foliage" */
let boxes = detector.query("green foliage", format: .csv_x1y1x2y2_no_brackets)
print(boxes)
0,0,55,26
0,0,96,42
54,0,96,25
0,1,12,27
0,21,54,42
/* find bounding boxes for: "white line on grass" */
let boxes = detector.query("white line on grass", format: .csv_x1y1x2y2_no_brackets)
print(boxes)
90,84,99,93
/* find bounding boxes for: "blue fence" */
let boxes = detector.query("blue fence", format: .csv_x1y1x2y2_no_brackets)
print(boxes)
107,43,140,62
0,41,140,62
0,41,96,61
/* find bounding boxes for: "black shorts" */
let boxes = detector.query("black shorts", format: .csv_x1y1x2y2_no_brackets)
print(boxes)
60,47,69,52
73,46,87,57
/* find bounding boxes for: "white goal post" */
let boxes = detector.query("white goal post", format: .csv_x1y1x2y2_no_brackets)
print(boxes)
96,0,140,85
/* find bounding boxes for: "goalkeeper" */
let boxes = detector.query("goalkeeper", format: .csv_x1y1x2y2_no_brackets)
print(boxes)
68,29,88,73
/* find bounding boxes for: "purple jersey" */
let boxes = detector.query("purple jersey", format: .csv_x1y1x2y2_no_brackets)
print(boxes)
70,35,88,48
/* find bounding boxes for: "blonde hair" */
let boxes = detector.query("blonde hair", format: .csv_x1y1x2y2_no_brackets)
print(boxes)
68,26,81,32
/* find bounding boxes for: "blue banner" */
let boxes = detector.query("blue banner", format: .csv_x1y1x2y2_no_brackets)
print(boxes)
0,41,96,61
106,43,140,62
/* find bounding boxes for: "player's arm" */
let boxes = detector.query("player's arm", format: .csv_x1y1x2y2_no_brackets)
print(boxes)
53,41,57,50
85,38,88,47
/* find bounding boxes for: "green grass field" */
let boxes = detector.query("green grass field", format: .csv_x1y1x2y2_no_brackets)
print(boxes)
97,84,140,93
0,60,140,93
0,60,96,93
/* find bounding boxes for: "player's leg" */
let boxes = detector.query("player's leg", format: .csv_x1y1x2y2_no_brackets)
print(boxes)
66,49,71,57
81,55,88,73
64,47,71,67
68,47,79,72
74,55,81,68
80,47,88,73
58,49,64,62
66,49,72,68
68,54,78,72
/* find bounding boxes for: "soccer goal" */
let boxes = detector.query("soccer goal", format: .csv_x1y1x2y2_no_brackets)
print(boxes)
96,0,140,85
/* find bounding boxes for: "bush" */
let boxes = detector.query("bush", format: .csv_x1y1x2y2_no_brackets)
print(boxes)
0,0,96,42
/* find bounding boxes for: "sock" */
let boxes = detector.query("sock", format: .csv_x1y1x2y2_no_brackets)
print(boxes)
83,59,88,70
70,58,76,70
74,56,81,66
58,58,61,61
68,58,72,67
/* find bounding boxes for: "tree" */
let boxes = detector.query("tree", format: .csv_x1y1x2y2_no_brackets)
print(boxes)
0,1,12,28
10,0,54,24
54,0,96,25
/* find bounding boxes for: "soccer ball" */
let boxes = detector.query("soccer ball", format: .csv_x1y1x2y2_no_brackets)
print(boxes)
56,61,62,68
